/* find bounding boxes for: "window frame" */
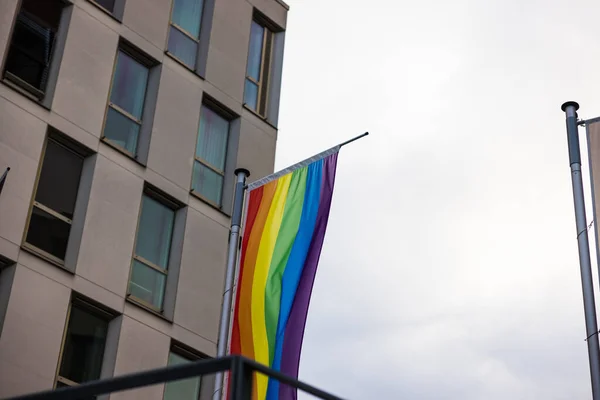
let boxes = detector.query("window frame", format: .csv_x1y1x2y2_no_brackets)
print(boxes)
163,343,207,400
244,16,276,118
164,0,212,74
126,188,179,314
21,132,88,267
54,296,115,390
2,0,71,103
101,42,154,160
190,100,235,210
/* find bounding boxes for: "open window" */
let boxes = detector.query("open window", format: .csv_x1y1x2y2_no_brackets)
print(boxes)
3,0,71,103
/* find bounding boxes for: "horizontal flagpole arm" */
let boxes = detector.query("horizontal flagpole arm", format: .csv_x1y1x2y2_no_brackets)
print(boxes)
339,131,369,147
245,132,369,190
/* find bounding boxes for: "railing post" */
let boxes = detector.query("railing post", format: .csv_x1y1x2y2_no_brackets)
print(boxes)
229,356,252,400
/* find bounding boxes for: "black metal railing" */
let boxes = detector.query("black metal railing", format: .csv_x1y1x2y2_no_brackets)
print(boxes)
1,355,344,400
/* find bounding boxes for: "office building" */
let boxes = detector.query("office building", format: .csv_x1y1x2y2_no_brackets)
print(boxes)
0,0,288,398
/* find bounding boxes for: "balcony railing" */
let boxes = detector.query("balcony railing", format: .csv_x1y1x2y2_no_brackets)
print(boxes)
1,355,344,400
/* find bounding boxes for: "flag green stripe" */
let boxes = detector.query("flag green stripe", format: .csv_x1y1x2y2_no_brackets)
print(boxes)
264,167,307,365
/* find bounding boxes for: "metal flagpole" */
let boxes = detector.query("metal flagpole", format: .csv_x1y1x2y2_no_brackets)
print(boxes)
562,101,600,400
213,168,250,400
0,167,10,197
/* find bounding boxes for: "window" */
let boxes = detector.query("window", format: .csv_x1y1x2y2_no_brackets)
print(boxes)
24,135,85,264
103,48,151,157
167,0,205,69
243,18,274,117
56,299,111,389
191,105,229,207
3,0,67,99
163,346,204,400
128,192,177,311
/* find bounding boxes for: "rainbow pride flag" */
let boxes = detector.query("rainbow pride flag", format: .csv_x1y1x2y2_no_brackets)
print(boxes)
230,147,339,400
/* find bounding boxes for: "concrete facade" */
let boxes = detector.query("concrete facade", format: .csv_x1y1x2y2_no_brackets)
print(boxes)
0,0,288,398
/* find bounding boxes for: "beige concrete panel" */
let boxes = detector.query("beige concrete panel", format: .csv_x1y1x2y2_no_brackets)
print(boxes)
17,251,73,288
144,168,190,206
201,81,243,117
187,196,230,230
174,207,229,342
73,276,125,313
171,324,216,357
98,142,147,179
147,65,202,191
0,359,50,398
0,0,19,64
123,302,173,332
111,315,169,400
0,98,46,246
122,0,171,54
237,117,276,181
248,0,288,29
76,155,143,297
241,107,277,138
205,0,252,103
0,265,70,398
52,6,118,138
74,0,124,30
118,24,164,63
48,112,100,153
0,85,51,124
0,237,18,261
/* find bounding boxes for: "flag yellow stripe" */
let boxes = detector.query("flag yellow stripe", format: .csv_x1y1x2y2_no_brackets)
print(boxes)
251,173,292,399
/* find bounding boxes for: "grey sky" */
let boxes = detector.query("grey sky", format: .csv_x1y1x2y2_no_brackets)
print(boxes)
273,0,600,398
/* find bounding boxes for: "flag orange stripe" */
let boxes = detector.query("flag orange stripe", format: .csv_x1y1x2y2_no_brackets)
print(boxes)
237,181,277,393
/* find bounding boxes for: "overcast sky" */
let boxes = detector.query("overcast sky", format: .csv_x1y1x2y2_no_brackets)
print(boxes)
273,0,600,398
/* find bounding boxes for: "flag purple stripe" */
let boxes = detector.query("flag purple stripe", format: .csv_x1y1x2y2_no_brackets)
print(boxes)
279,153,338,400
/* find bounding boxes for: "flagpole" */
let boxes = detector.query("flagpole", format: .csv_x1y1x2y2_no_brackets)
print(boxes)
213,168,250,400
0,167,10,196
562,101,600,400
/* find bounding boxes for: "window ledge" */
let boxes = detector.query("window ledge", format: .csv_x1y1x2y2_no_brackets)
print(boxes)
164,51,205,80
242,103,278,130
86,0,122,22
190,190,231,218
126,295,173,323
2,76,50,110
100,138,147,167
20,243,74,274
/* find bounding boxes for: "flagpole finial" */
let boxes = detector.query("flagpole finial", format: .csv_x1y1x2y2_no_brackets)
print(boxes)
562,101,580,112
234,168,250,178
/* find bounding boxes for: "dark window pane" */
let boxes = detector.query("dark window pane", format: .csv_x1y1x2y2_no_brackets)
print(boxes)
246,21,263,80
135,196,174,269
21,0,63,29
196,106,228,170
94,0,115,12
5,13,55,91
109,51,148,119
171,0,203,38
103,107,140,154
192,161,223,206
244,79,258,110
129,260,166,309
26,206,70,260
167,26,197,68
164,352,201,400
36,139,83,219
59,305,108,384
